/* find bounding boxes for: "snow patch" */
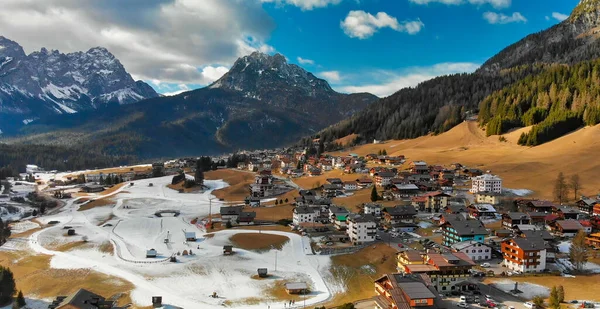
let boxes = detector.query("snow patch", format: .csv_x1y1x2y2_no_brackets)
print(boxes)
0,56,12,69
492,279,550,299
42,83,87,100
504,188,533,197
22,118,35,125
55,102,78,114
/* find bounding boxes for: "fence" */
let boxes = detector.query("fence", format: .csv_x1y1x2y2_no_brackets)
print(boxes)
318,241,379,255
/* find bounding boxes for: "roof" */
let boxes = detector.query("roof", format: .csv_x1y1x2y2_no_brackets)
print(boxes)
556,220,584,231
444,218,488,236
55,289,114,309
376,171,396,178
508,237,547,251
384,205,417,216
220,206,243,216
422,191,450,197
404,264,439,273
285,282,308,290
472,174,502,181
528,200,556,208
294,206,318,214
184,232,196,238
474,204,497,213
364,203,382,209
556,206,579,214
505,212,529,220
521,230,553,240
239,212,257,219
427,252,476,267
399,250,423,262
349,214,376,223
451,240,490,251
395,183,420,190
397,281,437,299
476,191,502,197
411,161,428,166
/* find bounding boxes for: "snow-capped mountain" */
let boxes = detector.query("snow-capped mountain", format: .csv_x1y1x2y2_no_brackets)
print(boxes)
0,36,157,130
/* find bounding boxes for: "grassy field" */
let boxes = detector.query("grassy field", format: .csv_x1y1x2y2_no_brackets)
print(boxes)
230,233,289,251
0,251,140,308
245,205,294,221
329,121,600,200
332,189,402,213
326,243,398,306
292,170,363,190
486,275,600,301
78,197,115,211
205,169,255,202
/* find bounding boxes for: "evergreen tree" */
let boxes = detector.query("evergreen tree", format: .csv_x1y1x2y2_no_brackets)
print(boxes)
557,285,565,304
549,286,560,309
195,160,204,186
0,266,16,306
16,290,25,308
370,186,378,202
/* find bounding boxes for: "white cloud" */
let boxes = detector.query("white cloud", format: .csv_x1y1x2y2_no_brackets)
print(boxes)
319,71,342,82
297,57,315,65
200,66,229,83
162,84,191,96
409,0,511,9
261,0,342,10
0,0,275,85
337,62,480,97
341,11,424,39
483,11,527,24
551,12,568,22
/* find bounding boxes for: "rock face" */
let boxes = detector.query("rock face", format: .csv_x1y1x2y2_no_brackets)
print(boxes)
479,0,600,73
0,36,158,131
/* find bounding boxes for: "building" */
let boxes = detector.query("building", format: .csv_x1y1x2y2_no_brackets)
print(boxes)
184,232,196,241
451,240,492,261
285,282,308,294
468,204,497,219
48,289,125,309
383,206,417,225
292,206,319,225
373,274,439,309
553,206,580,220
344,181,358,191
81,184,105,193
470,174,502,194
525,200,556,213
422,191,450,213
220,206,243,222
585,232,600,248
364,203,382,217
501,237,547,273
576,196,600,214
410,161,429,174
347,214,377,245
475,191,502,205
398,252,476,292
376,171,396,187
237,211,256,225
250,175,274,197
502,212,531,229
26,164,42,174
554,220,585,237
441,218,487,246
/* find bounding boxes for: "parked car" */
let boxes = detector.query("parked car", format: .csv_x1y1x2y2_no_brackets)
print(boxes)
480,262,491,268
458,302,469,308
524,302,535,309
460,296,467,303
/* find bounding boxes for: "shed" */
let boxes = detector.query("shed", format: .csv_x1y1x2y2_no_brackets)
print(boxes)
184,231,196,241
223,245,233,255
146,249,157,258
285,282,309,294
67,229,76,236
152,296,162,308
257,268,268,278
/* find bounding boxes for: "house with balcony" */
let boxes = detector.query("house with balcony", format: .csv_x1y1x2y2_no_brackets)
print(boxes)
410,161,429,174
450,240,492,261
501,237,547,273
553,220,585,237
585,232,600,248
502,212,531,229
383,206,417,226
397,250,425,270
373,274,440,309
425,253,475,292
441,218,487,246
525,200,556,213
292,206,320,226
422,191,450,213
347,214,377,245
376,171,396,187
249,175,274,197
576,196,600,214
364,203,382,217
467,204,497,219
552,206,580,220
475,191,502,205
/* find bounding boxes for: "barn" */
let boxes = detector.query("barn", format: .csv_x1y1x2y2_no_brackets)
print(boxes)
285,282,308,294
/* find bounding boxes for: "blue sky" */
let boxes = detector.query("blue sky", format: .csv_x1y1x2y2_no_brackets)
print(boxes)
1,0,580,97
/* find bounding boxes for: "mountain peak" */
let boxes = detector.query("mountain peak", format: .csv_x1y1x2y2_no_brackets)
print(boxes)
569,0,600,25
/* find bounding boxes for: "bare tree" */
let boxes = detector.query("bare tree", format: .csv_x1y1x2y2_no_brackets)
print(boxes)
570,174,582,201
554,172,569,204
569,230,589,272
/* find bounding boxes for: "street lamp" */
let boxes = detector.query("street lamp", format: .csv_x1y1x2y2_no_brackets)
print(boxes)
272,245,278,271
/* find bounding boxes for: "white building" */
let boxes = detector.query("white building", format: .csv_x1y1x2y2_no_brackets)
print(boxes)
451,240,492,261
292,206,319,225
26,164,42,174
344,181,358,191
470,173,502,194
364,203,382,217
347,214,377,245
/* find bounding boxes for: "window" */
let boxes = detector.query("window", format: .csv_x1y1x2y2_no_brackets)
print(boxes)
478,250,482,253
485,249,489,252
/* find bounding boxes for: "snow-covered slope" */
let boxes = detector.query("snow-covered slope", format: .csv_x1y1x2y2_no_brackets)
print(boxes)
0,36,158,128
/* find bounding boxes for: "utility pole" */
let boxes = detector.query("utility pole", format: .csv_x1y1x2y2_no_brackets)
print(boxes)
209,198,213,226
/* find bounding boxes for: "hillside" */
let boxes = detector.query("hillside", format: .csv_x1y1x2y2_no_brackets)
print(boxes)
315,0,599,149
2,52,377,158
330,121,600,199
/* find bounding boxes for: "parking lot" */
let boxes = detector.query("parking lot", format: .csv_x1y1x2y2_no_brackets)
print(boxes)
441,283,530,309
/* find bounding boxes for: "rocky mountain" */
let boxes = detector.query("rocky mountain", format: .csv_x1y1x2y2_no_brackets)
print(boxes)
3,52,376,158
0,36,158,133
315,0,600,148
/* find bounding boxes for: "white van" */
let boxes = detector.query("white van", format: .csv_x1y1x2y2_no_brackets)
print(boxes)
460,296,467,303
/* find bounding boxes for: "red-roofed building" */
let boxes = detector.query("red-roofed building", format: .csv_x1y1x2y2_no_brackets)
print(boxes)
579,220,593,234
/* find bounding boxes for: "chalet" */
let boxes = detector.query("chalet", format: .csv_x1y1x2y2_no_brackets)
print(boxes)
475,191,502,205
220,206,243,222
577,196,600,214
425,252,475,292
463,168,483,177
48,289,123,309
468,204,497,219
394,183,420,197
327,178,343,187
375,171,396,187
383,206,417,225
554,220,585,237
397,250,425,268
344,181,358,191
409,161,429,174
422,191,450,213
579,220,593,234
307,167,322,176
373,274,439,309
502,212,530,229
585,232,600,248
553,206,580,220
527,212,548,225
322,184,339,198
285,282,308,295
411,196,427,211
526,200,556,213
521,230,554,242
357,178,374,188
451,240,493,261
501,237,547,273
445,204,467,214
441,218,487,246
238,211,256,225
293,206,320,225
364,203,382,217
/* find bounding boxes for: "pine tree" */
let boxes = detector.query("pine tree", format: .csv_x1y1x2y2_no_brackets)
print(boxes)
370,186,378,202
0,266,16,306
195,160,204,186
557,285,565,304
16,290,25,308
549,286,560,309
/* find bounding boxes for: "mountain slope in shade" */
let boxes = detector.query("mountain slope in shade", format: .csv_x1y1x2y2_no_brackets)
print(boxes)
3,52,377,158
0,36,158,133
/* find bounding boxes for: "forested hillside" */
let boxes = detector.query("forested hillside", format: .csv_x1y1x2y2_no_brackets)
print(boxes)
480,60,600,145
